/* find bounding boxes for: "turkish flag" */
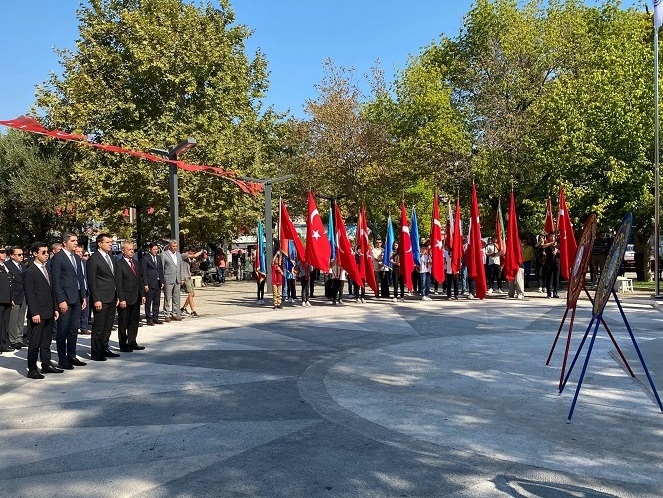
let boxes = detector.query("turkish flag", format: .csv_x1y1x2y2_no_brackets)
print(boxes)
305,192,331,271
451,197,462,274
399,203,415,292
359,206,378,295
557,186,577,281
279,198,306,262
469,184,487,299
545,196,555,234
431,193,445,283
333,203,363,286
504,191,523,281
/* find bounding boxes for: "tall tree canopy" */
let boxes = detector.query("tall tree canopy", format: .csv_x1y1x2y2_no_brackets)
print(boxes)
35,0,280,244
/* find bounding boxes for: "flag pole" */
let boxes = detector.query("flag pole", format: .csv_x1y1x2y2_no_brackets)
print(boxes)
655,21,661,297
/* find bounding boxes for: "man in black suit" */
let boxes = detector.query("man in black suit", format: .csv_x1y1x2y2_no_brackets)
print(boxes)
51,233,88,369
87,233,119,361
24,241,61,378
0,250,13,353
141,242,164,325
6,246,27,349
75,246,91,334
115,241,146,352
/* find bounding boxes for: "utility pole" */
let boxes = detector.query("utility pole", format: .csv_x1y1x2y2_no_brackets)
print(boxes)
150,138,197,244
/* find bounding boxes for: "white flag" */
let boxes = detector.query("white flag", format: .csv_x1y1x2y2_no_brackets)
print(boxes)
655,0,663,28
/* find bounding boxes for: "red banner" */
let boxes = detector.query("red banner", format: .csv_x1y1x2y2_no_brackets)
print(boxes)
0,115,262,195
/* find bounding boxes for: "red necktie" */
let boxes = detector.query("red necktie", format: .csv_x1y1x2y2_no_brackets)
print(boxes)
130,259,137,277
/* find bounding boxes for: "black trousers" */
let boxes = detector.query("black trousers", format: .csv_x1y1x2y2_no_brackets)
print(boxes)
392,267,404,298
380,272,391,298
0,303,11,349
27,317,54,371
145,286,161,322
256,279,265,300
300,277,309,303
333,279,344,301
118,301,140,348
91,302,116,356
446,273,459,298
56,301,81,364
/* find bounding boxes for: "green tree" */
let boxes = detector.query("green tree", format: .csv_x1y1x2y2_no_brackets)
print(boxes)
36,0,280,245
0,131,76,244
281,60,391,224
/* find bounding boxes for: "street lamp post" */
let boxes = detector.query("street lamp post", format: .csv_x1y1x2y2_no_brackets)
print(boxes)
239,174,294,285
150,138,197,243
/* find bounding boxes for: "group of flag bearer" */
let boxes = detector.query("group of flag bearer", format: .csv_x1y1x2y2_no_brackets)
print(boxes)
253,185,578,308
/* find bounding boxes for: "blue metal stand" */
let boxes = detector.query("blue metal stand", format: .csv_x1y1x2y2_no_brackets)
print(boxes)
560,290,663,421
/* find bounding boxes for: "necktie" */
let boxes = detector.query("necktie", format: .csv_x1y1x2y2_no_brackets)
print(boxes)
16,261,22,273
42,265,50,285
153,256,157,266
70,252,77,273
130,259,137,277
105,254,114,274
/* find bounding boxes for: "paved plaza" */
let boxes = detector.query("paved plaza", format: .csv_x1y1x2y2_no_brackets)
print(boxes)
0,281,661,497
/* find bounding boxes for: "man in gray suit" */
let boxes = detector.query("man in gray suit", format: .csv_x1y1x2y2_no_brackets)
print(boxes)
161,239,182,322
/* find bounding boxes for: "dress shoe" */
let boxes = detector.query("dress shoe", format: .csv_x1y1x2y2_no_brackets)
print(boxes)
154,320,164,325
119,346,134,352
42,364,64,374
146,320,154,326
172,316,182,321
69,357,87,366
11,343,23,350
164,316,171,323
27,370,45,379
103,349,121,358
58,362,74,370
79,329,92,335
129,344,145,350
90,354,107,361
0,346,15,352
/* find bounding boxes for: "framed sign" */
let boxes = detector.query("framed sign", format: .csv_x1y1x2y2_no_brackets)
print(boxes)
567,214,597,308
593,213,633,317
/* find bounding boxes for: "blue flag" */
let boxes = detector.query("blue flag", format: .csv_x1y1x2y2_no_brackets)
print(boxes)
411,207,421,266
328,206,336,260
257,220,266,279
382,215,394,268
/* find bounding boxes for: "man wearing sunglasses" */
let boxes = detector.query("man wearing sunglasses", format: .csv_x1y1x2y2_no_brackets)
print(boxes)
6,246,27,349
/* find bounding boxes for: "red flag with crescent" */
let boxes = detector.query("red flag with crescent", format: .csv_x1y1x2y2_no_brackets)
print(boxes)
545,196,555,234
504,191,523,281
279,198,306,262
431,193,445,284
333,202,363,286
399,203,415,292
469,184,487,299
359,205,379,295
557,186,577,281
305,192,331,271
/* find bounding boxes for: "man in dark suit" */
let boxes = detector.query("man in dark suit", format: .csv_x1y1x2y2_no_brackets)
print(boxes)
141,242,164,325
24,241,61,378
75,246,91,334
50,232,88,369
6,246,27,349
0,250,13,353
87,233,119,361
115,241,146,352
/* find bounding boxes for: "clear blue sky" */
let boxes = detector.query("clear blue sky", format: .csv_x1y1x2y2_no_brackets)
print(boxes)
0,1,471,120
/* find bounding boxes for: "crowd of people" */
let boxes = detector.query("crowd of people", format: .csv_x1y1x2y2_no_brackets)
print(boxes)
254,232,568,308
0,227,585,376
0,234,203,379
